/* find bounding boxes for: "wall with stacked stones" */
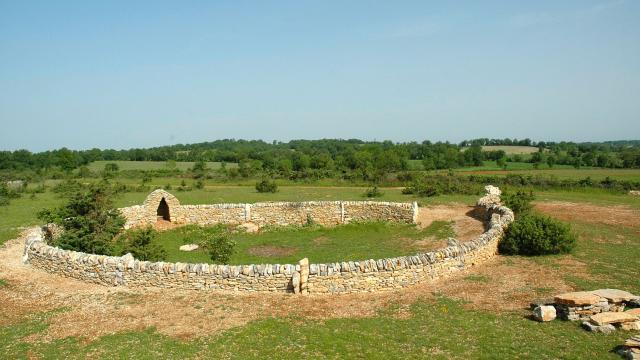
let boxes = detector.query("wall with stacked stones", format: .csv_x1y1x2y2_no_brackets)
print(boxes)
118,189,416,228
23,186,512,294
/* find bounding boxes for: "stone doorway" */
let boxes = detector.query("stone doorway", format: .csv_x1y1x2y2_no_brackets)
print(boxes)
157,197,170,221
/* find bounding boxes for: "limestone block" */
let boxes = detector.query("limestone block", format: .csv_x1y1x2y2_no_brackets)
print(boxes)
592,289,638,303
555,291,603,306
533,305,557,322
590,312,638,326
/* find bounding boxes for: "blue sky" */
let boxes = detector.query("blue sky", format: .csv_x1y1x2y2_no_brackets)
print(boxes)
1,0,639,151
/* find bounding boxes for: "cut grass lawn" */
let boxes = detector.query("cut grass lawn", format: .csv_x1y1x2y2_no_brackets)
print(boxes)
155,221,455,265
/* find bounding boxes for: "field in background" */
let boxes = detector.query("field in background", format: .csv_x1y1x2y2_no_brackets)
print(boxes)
86,160,236,172
480,145,539,154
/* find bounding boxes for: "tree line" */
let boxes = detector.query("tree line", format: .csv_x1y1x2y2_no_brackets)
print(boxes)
1,139,640,179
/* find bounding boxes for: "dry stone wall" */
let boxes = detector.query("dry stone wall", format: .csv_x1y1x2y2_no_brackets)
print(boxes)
23,186,513,294
118,189,416,228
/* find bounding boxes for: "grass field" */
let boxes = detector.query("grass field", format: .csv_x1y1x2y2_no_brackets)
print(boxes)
155,221,454,265
2,178,639,358
480,145,540,154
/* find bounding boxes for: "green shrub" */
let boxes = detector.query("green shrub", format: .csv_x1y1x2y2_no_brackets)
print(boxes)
119,227,166,261
499,213,576,256
38,183,125,255
255,179,278,193
364,186,383,198
502,190,535,215
182,225,236,263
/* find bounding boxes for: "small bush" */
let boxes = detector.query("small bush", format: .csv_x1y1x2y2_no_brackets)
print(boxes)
119,227,166,261
255,179,278,193
364,186,383,198
502,190,535,215
499,213,576,256
179,225,236,263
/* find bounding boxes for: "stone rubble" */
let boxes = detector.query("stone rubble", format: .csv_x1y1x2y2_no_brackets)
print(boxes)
539,289,640,336
619,336,640,360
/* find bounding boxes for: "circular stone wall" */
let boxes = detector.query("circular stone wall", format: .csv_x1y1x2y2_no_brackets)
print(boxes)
22,186,513,294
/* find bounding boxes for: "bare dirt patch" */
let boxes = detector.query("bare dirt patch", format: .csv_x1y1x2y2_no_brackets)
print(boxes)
534,201,640,229
433,256,576,313
247,245,297,257
413,237,447,252
416,204,486,241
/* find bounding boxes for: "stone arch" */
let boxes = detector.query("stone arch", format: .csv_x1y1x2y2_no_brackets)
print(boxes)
143,189,180,223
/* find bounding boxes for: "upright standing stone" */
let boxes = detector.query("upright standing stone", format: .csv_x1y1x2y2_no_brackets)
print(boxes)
298,258,309,295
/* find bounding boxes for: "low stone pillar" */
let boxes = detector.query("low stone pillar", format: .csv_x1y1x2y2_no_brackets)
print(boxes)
299,258,309,295
244,204,251,222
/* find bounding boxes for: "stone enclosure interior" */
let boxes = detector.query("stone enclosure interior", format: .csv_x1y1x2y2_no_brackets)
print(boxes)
23,187,514,295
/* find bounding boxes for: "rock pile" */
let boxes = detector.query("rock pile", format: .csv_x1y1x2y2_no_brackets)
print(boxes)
554,291,611,321
532,289,640,334
619,336,640,360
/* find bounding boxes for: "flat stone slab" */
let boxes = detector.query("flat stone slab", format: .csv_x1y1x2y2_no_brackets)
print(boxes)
590,312,638,326
555,291,603,306
626,308,640,317
592,289,638,303
625,336,640,347
179,244,199,252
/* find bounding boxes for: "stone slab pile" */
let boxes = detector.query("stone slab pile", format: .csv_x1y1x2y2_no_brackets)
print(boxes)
554,291,612,321
538,289,640,334
618,336,640,360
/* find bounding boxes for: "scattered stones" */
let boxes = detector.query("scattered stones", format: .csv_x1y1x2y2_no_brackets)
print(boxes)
179,244,199,252
582,321,616,334
590,312,637,326
619,336,640,360
533,305,557,322
629,190,640,196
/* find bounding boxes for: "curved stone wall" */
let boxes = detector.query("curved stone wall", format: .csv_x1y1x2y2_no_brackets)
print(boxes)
22,186,513,294
118,189,418,229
